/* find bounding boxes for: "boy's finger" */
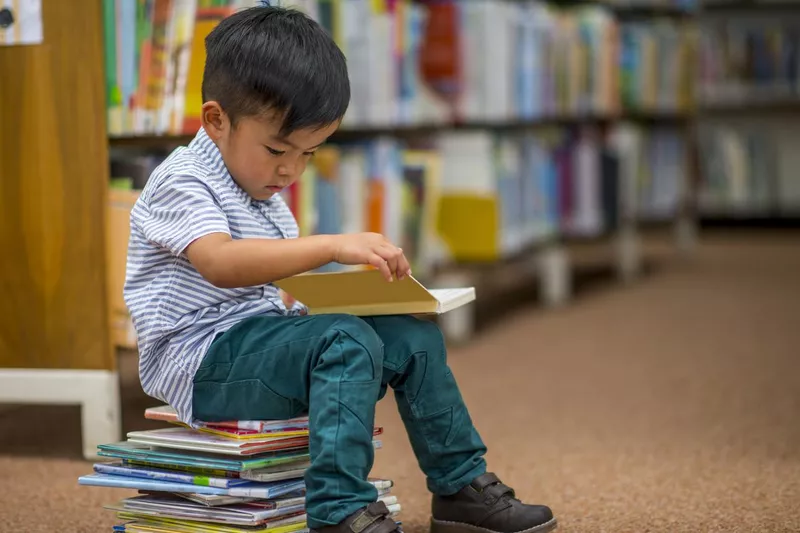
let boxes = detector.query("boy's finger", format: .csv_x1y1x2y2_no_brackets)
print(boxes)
380,246,400,278
397,253,411,280
368,254,393,282
394,248,410,280
376,245,400,269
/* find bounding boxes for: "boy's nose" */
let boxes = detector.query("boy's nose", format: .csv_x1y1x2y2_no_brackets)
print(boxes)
277,164,293,177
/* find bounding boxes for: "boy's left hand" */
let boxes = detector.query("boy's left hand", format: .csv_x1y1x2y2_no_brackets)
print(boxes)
280,289,303,313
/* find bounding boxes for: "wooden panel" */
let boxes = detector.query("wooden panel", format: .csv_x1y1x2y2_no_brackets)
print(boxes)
108,189,139,350
0,1,114,370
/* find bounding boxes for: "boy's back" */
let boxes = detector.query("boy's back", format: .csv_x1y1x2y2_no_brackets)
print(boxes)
125,129,305,424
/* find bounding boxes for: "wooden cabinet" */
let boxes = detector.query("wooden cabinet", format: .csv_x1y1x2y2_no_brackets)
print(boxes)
0,0,121,459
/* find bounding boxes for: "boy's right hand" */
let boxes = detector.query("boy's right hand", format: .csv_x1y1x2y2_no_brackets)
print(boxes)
332,233,411,282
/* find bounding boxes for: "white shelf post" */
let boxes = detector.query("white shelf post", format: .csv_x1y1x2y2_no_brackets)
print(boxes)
537,244,571,308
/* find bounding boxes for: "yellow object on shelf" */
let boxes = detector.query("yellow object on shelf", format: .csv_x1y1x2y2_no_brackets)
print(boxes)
437,194,501,263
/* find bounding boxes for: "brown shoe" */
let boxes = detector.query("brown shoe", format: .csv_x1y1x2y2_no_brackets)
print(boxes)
311,501,402,533
430,473,557,533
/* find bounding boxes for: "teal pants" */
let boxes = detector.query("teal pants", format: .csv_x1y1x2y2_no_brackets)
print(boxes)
192,314,487,528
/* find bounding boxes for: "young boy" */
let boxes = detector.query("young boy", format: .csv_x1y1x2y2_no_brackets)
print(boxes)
125,5,556,533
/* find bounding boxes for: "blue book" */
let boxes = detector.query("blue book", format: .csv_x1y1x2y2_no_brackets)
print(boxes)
79,473,306,499
93,462,252,488
118,0,137,130
96,441,310,472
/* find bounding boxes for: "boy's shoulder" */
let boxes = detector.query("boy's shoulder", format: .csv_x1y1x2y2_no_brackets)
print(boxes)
133,142,242,226
139,145,217,201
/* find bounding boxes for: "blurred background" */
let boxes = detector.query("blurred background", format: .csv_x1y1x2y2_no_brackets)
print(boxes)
1,0,799,531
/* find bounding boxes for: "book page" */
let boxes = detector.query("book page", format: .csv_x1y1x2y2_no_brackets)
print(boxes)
429,288,475,305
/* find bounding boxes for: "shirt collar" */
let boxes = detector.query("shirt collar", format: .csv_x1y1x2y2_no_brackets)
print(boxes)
188,127,276,208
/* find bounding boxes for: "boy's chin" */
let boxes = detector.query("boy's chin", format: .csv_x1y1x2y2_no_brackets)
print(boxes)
250,188,282,201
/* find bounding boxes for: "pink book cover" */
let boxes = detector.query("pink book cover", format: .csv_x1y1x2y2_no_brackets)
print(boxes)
144,405,310,434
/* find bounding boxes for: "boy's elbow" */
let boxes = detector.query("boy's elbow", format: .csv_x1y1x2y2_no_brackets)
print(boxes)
185,234,238,288
198,262,237,289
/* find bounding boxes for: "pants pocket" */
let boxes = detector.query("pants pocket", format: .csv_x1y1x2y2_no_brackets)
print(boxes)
193,362,232,383
193,378,304,422
416,404,462,455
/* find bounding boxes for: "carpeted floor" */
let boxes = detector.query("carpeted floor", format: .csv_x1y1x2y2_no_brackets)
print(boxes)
1,232,799,532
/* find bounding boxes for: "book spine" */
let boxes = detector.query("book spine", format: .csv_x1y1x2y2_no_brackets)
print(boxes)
79,474,228,495
228,479,306,499
93,462,241,488
124,458,241,478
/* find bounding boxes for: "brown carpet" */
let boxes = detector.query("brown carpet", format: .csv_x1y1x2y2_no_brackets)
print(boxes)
1,232,799,532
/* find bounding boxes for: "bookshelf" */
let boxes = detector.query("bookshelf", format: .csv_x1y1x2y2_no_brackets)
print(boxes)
107,113,691,148
694,0,800,223
100,0,701,345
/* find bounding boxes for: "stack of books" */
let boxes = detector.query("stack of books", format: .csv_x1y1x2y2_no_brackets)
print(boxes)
79,405,401,533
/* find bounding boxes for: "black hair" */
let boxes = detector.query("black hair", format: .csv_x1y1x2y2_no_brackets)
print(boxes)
202,5,350,135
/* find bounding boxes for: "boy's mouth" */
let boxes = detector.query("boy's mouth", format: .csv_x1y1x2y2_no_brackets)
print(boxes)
265,186,284,194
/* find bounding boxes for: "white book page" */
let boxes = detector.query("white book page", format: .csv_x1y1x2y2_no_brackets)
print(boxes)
428,288,476,314
429,288,472,303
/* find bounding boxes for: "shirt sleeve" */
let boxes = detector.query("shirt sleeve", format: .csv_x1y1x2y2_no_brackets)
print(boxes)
134,174,231,256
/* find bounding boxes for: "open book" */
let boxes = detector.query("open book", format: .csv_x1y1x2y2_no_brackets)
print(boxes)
273,269,476,317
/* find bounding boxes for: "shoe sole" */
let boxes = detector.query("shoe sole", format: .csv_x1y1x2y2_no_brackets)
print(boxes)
430,517,558,533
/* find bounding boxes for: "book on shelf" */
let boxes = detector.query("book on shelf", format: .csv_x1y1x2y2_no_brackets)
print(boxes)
619,19,696,113
696,125,787,215
611,123,687,221
698,20,800,106
108,126,687,277
273,269,476,317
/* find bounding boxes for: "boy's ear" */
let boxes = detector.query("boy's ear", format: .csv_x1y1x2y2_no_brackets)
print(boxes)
201,101,228,141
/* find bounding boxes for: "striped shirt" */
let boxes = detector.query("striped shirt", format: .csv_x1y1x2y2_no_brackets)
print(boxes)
125,127,305,426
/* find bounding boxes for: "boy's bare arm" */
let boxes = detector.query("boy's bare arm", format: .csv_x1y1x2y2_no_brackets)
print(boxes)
185,232,410,288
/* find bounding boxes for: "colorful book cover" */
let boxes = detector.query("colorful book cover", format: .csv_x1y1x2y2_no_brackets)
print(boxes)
97,441,311,472
126,427,312,456
182,4,235,133
165,0,198,134
94,461,251,488
238,467,307,484
127,426,383,456
79,473,306,499
113,511,308,533
133,0,155,133
142,0,174,133
118,0,138,133
103,0,123,134
125,459,242,478
144,405,310,434
106,494,306,526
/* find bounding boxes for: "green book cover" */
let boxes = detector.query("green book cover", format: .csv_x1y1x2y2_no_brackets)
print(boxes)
102,0,123,110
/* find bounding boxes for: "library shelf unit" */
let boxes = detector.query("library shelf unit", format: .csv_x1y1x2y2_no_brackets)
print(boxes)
106,109,698,347
693,0,800,225
1,0,701,459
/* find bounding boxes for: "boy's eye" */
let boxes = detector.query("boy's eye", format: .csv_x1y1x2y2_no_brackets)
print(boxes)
265,146,285,156
303,151,316,158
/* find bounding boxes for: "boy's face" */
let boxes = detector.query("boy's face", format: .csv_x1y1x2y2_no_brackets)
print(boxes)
202,104,339,201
